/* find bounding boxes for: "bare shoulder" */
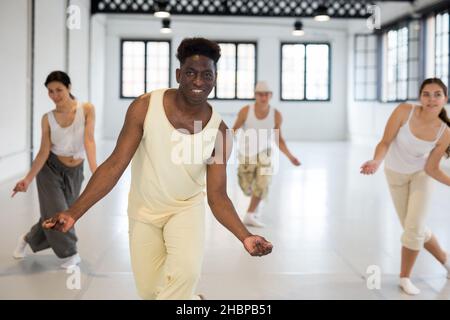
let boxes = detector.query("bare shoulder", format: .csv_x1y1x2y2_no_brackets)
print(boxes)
274,108,282,119
392,103,412,123
239,105,250,117
218,120,229,135
41,113,49,127
438,127,450,145
127,93,151,120
82,101,95,112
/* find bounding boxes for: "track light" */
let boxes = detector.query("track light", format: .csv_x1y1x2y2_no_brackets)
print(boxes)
154,0,170,18
160,18,172,33
314,5,330,22
292,20,304,36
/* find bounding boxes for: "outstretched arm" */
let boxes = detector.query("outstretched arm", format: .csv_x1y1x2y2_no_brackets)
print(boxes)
360,103,408,175
206,121,273,256
43,94,150,232
83,102,98,174
425,128,450,186
274,110,300,166
12,114,51,197
231,105,249,134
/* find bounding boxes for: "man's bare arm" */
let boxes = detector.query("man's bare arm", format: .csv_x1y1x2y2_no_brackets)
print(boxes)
62,95,149,221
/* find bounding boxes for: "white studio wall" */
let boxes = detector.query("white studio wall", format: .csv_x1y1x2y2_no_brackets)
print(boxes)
101,16,349,141
68,0,91,105
0,0,97,183
90,14,107,141
0,0,30,182
33,0,68,154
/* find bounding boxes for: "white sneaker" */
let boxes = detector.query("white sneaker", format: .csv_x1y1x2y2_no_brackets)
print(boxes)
243,213,265,228
13,234,28,259
399,278,421,295
60,253,81,269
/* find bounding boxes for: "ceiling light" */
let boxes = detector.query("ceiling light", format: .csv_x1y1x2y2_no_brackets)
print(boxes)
314,5,330,22
160,18,172,33
154,0,170,18
292,20,305,36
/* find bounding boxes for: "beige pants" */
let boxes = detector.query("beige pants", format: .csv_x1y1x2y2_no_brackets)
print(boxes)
384,167,432,251
128,204,205,300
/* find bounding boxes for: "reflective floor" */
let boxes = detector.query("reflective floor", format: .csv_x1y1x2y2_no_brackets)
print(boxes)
1,141,450,299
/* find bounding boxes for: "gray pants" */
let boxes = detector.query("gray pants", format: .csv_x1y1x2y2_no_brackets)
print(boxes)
25,152,84,258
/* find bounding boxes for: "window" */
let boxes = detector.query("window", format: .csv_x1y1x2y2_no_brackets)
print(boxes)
120,40,171,98
383,20,422,102
209,42,256,99
281,43,330,101
385,26,408,101
354,34,378,101
407,20,421,100
436,11,449,86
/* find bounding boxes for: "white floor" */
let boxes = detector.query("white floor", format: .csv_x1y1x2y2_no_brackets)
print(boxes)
1,141,450,300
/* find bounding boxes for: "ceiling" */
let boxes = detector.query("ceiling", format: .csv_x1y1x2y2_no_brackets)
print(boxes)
91,0,415,18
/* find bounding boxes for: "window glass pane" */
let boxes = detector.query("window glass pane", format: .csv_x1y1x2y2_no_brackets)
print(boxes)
282,44,305,100
216,43,236,98
409,20,420,39
356,36,365,50
398,81,407,100
408,80,418,99
366,68,376,82
236,44,255,99
409,41,418,59
366,84,377,100
306,44,329,100
355,69,365,83
443,13,449,33
146,41,170,92
122,41,145,97
367,35,377,51
355,84,365,100
409,60,419,79
366,52,376,67
356,52,365,67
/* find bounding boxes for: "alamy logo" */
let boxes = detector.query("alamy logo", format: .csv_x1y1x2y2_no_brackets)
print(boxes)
66,5,81,30
366,5,381,30
366,265,381,290
66,266,81,290
169,124,280,175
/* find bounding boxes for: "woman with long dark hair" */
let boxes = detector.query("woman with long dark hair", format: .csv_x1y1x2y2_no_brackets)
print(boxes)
361,78,450,295
11,71,97,268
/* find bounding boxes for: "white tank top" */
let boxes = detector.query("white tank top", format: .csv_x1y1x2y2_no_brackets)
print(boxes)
238,104,276,158
384,104,447,174
47,102,85,159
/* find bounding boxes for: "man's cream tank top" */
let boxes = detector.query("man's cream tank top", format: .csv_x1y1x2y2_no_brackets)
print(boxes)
127,89,223,226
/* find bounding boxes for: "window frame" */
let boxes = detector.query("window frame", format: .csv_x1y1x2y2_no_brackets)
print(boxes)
354,34,378,101
435,10,450,87
209,40,258,101
280,42,331,102
381,19,424,103
119,38,172,99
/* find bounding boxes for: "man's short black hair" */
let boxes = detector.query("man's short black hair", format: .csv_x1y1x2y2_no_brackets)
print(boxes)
176,38,221,66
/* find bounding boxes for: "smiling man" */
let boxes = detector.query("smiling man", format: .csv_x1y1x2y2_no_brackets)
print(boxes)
42,38,273,300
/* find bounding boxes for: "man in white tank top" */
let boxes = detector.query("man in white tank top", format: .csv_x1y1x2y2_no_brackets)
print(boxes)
233,81,301,227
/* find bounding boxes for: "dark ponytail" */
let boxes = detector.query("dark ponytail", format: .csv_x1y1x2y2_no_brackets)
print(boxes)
419,78,450,157
44,70,75,99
